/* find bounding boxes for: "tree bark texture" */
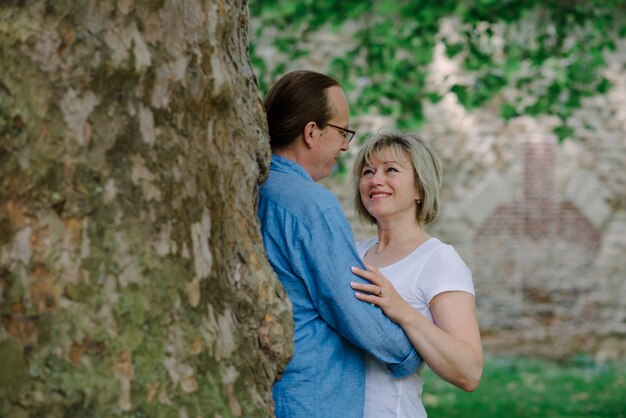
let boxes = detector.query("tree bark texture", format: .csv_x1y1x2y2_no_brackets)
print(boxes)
0,1,293,417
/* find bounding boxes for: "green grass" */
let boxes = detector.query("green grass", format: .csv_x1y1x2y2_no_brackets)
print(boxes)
422,355,626,418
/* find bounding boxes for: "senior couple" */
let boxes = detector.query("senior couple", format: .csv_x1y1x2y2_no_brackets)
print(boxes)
257,70,483,418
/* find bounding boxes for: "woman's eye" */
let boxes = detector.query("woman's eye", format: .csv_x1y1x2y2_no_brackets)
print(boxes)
362,169,374,176
386,167,399,173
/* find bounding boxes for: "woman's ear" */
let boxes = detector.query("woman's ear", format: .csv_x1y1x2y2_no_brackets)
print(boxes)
303,121,317,148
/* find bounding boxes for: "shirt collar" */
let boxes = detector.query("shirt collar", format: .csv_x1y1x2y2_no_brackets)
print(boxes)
270,154,313,182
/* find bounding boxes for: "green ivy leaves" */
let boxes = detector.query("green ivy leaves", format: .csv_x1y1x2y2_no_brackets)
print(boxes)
250,0,626,142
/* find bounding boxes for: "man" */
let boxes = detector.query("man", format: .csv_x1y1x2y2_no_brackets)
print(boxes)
258,71,423,418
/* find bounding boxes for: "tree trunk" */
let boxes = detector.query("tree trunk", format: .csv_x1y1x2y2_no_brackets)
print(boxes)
0,1,293,417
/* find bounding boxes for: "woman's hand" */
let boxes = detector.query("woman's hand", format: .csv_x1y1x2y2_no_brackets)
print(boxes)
350,264,414,325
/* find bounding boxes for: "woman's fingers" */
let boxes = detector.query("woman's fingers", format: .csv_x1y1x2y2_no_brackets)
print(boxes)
351,265,381,285
351,265,393,307
350,281,380,295
363,263,381,274
354,291,380,307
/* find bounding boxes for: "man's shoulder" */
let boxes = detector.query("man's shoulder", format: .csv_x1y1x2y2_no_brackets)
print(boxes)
260,169,340,212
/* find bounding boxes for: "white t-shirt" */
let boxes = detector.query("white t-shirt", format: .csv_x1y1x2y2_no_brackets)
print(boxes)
356,237,475,418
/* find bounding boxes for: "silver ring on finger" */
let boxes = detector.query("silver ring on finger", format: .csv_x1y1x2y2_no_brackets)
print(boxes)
378,288,384,296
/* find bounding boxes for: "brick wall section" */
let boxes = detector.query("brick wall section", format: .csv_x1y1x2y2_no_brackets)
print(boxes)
472,140,602,359
523,140,558,239
475,140,601,250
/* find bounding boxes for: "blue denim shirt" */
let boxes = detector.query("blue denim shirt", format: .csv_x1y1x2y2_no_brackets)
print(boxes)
258,155,423,418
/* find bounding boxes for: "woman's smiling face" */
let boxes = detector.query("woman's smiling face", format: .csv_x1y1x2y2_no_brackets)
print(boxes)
359,147,420,223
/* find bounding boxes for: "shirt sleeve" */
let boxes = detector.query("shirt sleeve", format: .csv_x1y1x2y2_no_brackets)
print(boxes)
293,205,423,378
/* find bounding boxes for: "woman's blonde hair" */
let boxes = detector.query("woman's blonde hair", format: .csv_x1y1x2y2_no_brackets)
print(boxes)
353,131,442,225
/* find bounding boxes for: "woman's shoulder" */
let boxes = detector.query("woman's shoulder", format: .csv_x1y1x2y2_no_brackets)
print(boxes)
415,238,474,298
423,237,460,257
421,238,471,276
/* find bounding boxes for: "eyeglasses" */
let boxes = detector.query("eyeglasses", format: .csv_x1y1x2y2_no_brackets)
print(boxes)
326,123,356,144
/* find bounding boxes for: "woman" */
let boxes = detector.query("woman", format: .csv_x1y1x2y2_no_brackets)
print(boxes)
349,132,483,418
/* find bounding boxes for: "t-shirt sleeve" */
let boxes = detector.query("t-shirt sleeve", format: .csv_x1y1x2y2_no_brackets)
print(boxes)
418,244,475,305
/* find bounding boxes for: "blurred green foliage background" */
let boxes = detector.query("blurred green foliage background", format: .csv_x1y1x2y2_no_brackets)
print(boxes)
249,0,626,141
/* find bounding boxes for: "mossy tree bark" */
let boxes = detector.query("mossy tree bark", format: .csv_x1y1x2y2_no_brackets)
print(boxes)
0,1,293,417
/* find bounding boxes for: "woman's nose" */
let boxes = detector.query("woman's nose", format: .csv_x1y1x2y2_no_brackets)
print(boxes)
370,171,383,185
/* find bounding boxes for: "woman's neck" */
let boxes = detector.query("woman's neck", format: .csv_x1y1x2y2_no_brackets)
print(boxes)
374,217,429,254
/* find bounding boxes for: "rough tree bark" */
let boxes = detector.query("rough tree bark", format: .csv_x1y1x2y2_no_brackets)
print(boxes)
0,1,293,417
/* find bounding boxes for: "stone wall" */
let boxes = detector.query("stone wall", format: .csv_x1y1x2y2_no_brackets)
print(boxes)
255,16,626,361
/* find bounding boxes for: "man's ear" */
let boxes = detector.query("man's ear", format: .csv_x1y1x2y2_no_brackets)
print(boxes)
303,121,318,148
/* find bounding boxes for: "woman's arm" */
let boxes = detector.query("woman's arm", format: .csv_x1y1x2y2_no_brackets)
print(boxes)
351,264,483,392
